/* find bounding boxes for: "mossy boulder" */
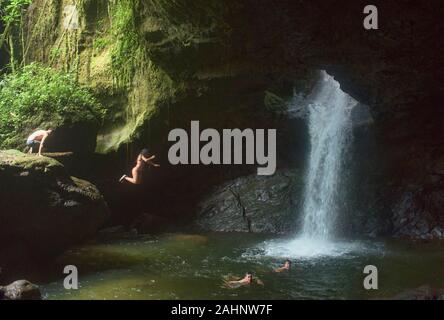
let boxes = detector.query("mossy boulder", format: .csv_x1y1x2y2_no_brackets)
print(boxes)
0,150,109,273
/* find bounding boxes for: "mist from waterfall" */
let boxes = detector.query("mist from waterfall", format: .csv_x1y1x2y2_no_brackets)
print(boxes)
259,71,360,258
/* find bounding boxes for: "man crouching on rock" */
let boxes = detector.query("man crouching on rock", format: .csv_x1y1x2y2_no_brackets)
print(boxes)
26,129,53,156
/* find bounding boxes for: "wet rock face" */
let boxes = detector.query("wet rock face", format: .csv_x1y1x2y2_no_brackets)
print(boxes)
0,280,41,300
0,150,109,272
389,164,444,240
196,169,303,234
392,192,433,239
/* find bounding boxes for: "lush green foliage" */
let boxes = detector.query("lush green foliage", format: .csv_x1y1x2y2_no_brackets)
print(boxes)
0,0,32,24
0,0,33,69
0,63,105,148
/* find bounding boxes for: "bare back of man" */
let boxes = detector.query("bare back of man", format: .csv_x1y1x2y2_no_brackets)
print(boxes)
26,129,53,156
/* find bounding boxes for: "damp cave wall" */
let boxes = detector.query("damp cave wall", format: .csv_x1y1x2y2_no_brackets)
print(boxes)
17,0,444,238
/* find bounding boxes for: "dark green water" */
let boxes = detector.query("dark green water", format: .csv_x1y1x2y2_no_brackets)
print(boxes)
39,232,444,300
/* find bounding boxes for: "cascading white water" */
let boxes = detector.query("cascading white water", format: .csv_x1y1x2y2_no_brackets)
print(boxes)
301,70,355,239
258,71,360,258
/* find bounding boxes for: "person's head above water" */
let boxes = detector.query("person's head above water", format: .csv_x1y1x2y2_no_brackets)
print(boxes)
284,259,291,269
245,272,253,283
140,148,150,157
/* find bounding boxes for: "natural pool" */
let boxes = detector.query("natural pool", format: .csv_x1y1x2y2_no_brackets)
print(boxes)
36,232,444,300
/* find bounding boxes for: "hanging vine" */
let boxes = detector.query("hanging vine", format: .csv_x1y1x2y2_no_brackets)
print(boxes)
0,0,32,72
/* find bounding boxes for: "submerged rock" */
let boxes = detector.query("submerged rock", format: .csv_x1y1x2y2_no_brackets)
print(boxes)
0,150,109,271
392,285,444,300
0,280,41,300
196,169,303,234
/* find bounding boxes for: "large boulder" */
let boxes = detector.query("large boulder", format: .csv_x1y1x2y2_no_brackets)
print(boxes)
196,169,303,234
0,150,109,271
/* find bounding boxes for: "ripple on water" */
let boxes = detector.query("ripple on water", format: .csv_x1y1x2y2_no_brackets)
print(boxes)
243,237,386,261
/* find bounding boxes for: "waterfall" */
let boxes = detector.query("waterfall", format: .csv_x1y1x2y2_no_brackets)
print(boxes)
259,71,359,258
301,71,356,240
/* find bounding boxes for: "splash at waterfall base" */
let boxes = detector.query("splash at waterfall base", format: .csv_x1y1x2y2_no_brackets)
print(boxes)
261,237,365,259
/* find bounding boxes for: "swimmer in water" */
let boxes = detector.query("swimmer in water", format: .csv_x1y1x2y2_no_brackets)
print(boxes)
223,272,264,288
273,259,292,273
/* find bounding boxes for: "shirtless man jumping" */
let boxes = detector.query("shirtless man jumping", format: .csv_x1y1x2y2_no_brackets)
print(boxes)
119,148,160,184
26,129,53,156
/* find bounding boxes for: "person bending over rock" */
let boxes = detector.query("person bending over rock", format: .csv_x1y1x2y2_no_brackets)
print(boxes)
273,259,292,273
223,272,264,289
119,148,160,185
26,129,53,156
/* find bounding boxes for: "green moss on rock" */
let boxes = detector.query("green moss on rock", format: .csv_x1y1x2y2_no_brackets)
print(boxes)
0,149,64,173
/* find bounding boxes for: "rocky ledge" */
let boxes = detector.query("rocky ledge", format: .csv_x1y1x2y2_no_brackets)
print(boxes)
0,150,109,273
